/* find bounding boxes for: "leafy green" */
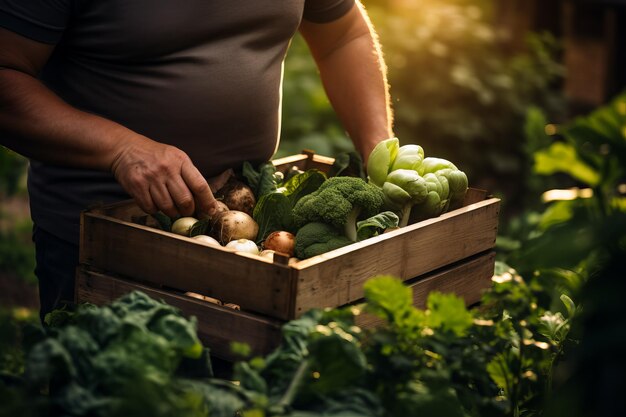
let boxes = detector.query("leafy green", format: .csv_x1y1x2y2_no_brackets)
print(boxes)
355,211,399,241
327,151,367,180
242,161,282,199
534,142,600,185
253,169,327,243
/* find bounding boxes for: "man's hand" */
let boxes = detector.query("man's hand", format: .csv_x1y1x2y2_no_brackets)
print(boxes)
111,137,219,218
0,27,219,219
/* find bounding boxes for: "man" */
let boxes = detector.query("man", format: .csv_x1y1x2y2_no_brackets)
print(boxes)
0,0,393,320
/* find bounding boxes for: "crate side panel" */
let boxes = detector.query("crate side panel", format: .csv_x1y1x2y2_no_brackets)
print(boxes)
80,213,295,319
356,251,496,329
76,268,282,360
294,199,499,314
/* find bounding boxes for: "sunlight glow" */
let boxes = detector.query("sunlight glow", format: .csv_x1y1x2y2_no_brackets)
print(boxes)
542,188,593,202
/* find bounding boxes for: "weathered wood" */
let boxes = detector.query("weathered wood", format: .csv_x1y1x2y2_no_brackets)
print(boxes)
356,251,496,329
80,211,296,319
292,198,499,315
75,267,283,360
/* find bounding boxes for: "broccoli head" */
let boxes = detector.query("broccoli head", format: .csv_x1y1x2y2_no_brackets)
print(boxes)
295,222,353,259
292,176,385,242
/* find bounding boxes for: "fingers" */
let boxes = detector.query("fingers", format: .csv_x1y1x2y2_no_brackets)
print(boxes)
181,161,219,217
207,168,234,193
112,140,218,218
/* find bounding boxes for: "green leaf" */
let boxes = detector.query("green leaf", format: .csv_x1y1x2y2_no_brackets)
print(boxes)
523,106,552,156
282,169,327,206
253,170,326,243
534,142,600,185
356,211,399,241
242,161,280,198
487,352,515,397
307,327,367,395
253,192,294,243
363,276,415,325
189,219,211,237
153,212,173,232
538,201,575,230
328,151,366,179
150,315,203,359
560,294,576,319
424,292,473,337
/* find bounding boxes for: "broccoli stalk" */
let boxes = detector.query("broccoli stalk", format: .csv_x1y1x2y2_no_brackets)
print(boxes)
343,206,362,242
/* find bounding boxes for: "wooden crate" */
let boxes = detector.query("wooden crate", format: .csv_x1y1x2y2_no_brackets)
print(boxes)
77,151,500,359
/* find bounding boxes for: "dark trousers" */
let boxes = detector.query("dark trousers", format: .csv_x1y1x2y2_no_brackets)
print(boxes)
32,225,79,323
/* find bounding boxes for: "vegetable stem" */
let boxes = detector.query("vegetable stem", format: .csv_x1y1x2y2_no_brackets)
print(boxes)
399,205,411,228
344,207,361,242
276,359,311,409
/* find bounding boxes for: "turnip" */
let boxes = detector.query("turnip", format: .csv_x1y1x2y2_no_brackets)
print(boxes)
215,177,256,215
192,234,221,246
259,249,276,260
171,217,199,236
263,231,295,257
196,201,229,221
211,210,259,244
225,238,259,254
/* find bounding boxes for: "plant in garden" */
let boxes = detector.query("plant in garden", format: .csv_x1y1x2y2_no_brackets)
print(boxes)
501,92,626,277
363,0,564,214
495,92,626,417
0,270,577,417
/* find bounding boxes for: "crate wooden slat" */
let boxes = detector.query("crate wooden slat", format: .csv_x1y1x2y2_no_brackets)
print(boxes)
291,199,498,315
76,267,282,361
80,210,296,319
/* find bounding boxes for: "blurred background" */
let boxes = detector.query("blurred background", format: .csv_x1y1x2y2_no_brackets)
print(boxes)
1,0,625,312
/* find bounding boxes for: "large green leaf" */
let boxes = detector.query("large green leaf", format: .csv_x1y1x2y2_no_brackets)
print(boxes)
533,142,600,186
425,292,473,337
253,192,294,243
355,211,399,241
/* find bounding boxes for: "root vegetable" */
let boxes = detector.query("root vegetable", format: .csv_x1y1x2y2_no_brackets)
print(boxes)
211,210,258,244
196,201,229,221
216,177,256,215
263,231,295,257
192,235,221,246
185,292,222,305
259,249,276,260
171,217,199,236
225,238,259,254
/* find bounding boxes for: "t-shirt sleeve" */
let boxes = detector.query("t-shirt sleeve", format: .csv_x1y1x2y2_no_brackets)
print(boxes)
303,0,355,23
0,0,71,44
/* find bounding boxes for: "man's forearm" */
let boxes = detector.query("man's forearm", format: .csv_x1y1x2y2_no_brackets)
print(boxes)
300,2,394,161
314,32,393,159
0,67,139,170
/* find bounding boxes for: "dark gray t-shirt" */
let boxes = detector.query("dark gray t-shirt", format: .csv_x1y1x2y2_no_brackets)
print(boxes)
0,0,354,244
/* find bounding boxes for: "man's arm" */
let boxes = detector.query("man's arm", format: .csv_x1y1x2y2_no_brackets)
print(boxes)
299,1,394,163
0,28,218,218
